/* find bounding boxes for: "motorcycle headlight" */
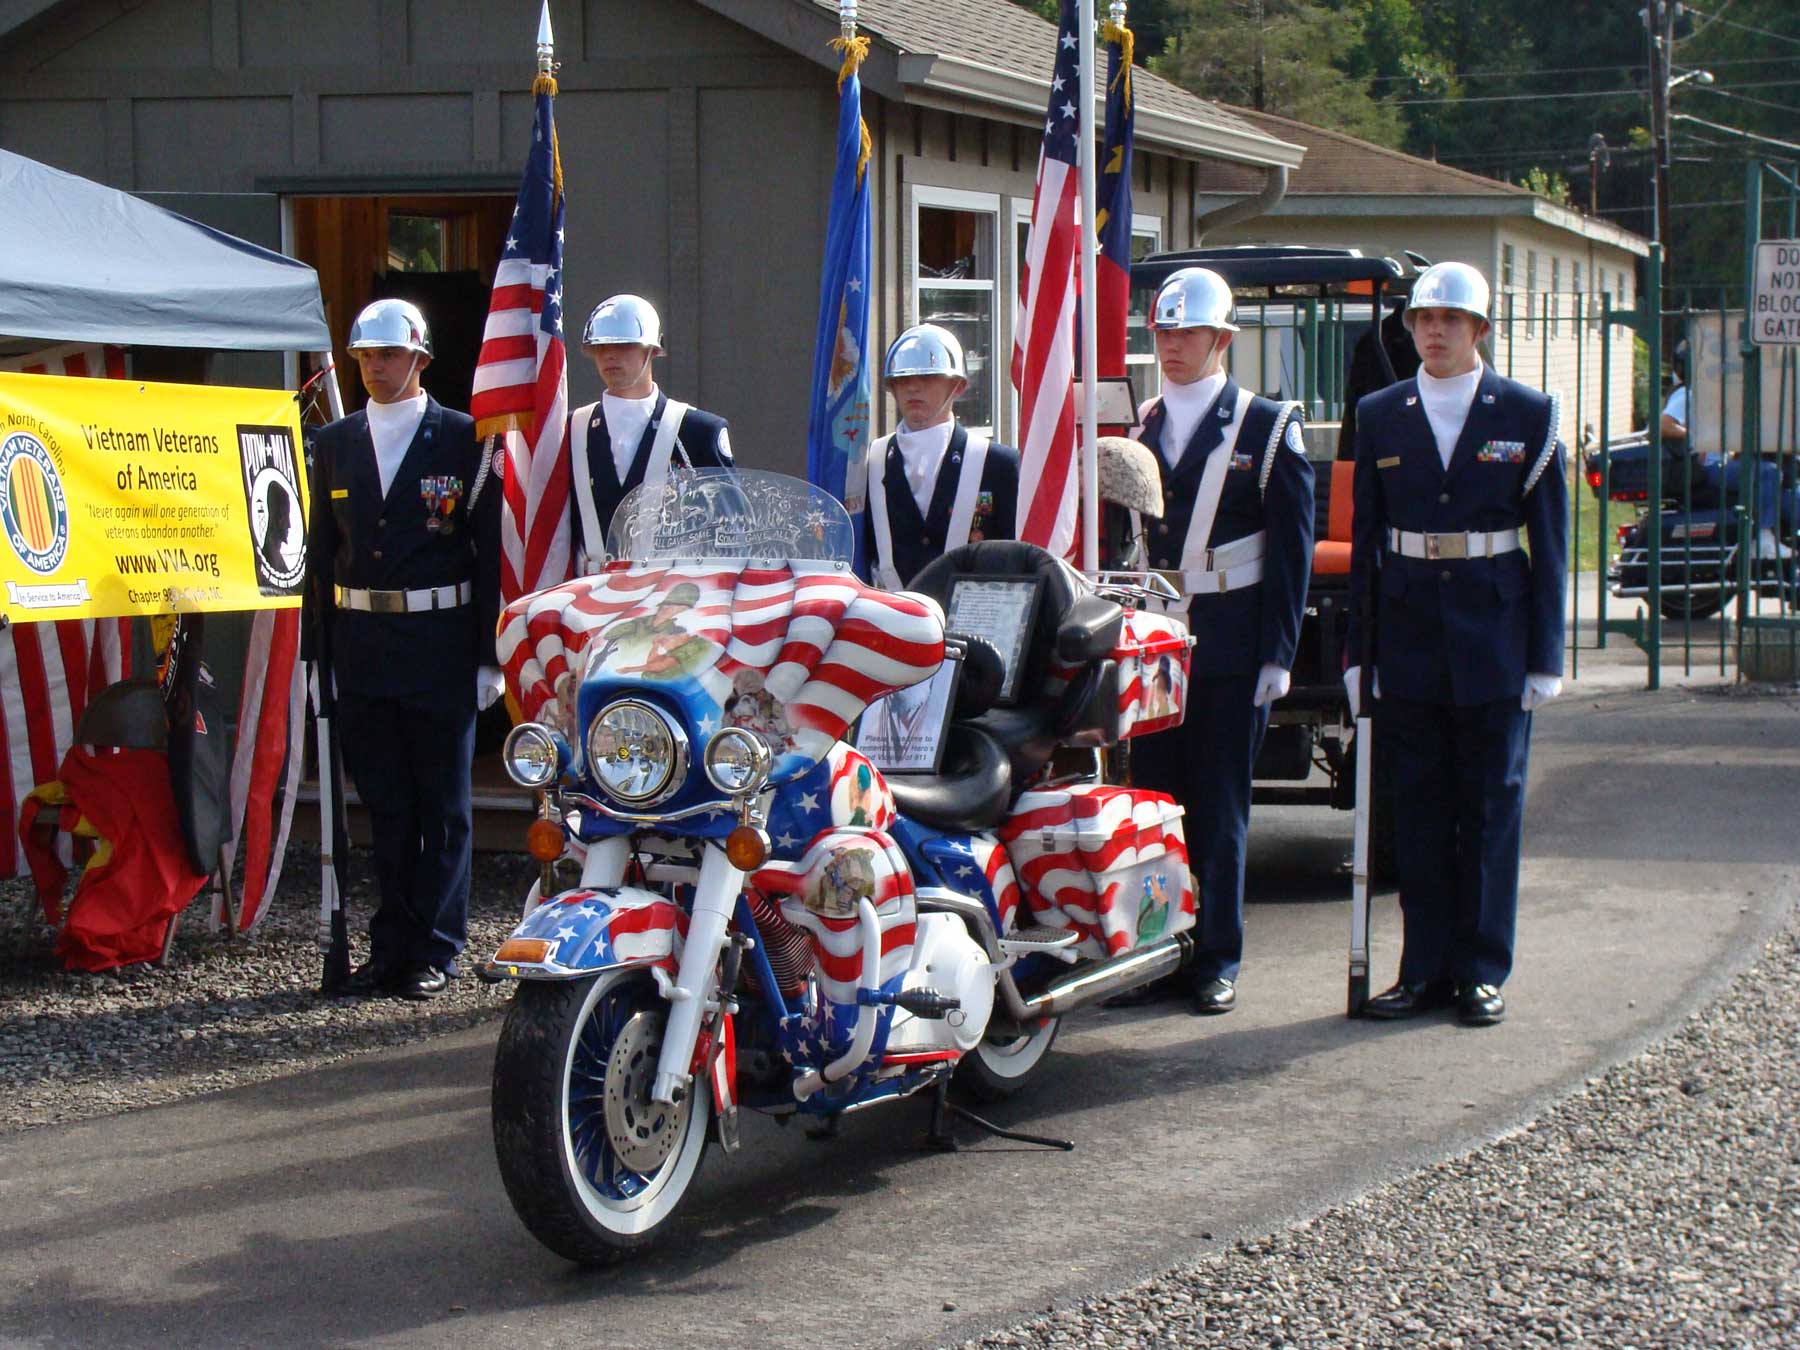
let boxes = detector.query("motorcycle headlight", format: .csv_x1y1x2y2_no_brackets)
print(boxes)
502,722,567,789
585,699,688,807
703,727,772,796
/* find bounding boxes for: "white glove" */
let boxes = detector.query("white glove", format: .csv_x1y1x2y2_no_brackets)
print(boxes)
1521,672,1563,712
1343,665,1380,719
476,665,506,712
1252,664,1291,708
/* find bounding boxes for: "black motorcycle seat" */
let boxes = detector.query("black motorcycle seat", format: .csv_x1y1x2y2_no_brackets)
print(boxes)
1057,592,1125,663
969,702,1062,789
885,723,1013,832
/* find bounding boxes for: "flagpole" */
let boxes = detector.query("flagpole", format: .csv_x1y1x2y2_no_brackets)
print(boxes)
1078,0,1100,573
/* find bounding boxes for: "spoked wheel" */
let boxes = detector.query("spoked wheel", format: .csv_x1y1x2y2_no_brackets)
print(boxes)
491,970,710,1265
954,1014,1060,1103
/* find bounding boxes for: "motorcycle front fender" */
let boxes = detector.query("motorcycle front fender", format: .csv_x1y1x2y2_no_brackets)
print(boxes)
484,886,685,982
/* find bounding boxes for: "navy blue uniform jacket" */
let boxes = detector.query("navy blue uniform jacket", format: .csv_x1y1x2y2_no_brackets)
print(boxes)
1347,367,1569,705
1138,381,1315,678
302,398,502,698
864,424,1020,587
569,392,731,551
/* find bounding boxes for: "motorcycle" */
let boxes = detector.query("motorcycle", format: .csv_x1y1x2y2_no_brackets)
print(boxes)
482,469,1198,1264
1590,434,1799,620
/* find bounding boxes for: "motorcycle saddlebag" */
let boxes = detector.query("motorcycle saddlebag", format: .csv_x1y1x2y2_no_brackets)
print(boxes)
1113,608,1192,739
999,785,1194,959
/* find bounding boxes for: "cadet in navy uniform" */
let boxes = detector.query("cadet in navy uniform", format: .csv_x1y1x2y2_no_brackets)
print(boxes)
1345,261,1569,1027
568,294,731,572
1129,268,1315,1016
303,299,503,1000
864,323,1018,588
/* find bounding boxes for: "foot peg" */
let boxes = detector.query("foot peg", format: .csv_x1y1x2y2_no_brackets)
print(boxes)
998,925,1081,964
863,988,963,1020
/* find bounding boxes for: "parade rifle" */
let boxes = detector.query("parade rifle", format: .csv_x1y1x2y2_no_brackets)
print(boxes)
302,425,352,995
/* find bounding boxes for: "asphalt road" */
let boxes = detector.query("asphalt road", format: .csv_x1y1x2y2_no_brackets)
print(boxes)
2,653,1795,1350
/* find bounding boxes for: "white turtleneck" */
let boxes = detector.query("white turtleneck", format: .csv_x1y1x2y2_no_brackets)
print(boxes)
895,419,954,515
365,392,427,498
1155,370,1226,468
1417,361,1483,470
603,387,660,481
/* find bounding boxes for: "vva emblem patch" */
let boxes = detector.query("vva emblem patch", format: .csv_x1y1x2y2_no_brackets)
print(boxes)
0,431,70,575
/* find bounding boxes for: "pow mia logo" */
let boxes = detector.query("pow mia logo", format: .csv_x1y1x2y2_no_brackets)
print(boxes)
237,424,305,595
0,430,70,575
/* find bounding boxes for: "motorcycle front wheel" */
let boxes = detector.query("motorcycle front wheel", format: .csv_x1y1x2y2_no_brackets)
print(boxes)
491,970,710,1265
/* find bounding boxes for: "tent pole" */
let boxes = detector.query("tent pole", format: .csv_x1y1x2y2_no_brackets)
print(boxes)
1078,0,1100,574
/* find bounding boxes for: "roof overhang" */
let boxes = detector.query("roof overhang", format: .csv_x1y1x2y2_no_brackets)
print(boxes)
1203,193,1651,256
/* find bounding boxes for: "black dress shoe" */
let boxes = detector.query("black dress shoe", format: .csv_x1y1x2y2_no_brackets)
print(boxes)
344,961,393,997
391,965,450,1001
1362,979,1455,1020
1189,978,1236,1016
1456,983,1506,1026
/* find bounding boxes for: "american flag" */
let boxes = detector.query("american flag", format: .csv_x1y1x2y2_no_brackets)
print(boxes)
471,74,570,601
1011,0,1083,559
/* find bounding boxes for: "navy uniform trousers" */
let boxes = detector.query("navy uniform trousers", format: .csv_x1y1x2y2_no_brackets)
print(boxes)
1131,382,1314,984
863,422,1020,586
1348,366,1568,990
303,397,501,974
569,391,731,557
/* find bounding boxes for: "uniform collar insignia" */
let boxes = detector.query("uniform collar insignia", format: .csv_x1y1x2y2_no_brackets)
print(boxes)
1482,393,1497,403
1405,395,1418,406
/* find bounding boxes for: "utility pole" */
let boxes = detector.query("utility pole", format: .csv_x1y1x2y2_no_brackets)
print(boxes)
1588,133,1611,217
1645,0,1676,290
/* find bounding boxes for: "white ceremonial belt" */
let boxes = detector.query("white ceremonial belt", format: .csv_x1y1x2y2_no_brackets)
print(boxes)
1386,527,1522,561
334,581,473,614
1173,557,1265,595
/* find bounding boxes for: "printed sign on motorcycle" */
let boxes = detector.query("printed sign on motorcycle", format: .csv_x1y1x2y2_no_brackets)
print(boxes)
0,371,308,621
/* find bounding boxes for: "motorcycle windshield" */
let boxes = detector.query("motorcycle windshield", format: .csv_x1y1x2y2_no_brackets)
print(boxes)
607,469,856,566
498,471,944,800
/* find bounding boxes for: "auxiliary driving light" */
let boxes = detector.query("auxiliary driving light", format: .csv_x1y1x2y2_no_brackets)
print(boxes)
703,726,772,795
503,722,566,789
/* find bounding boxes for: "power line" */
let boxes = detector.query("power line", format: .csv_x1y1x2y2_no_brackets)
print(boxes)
1365,52,1798,84
1696,86,1800,114
1391,87,1650,107
1682,7,1800,50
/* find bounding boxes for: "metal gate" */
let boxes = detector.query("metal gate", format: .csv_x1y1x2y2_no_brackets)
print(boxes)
1589,159,1800,687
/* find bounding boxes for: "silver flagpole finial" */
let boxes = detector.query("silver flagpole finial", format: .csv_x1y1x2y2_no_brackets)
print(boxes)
536,1,555,75
840,0,857,40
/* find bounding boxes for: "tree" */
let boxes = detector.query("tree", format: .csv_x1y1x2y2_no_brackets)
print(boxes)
1152,0,1404,145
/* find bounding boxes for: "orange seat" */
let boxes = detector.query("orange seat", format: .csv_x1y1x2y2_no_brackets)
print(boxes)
1311,463,1356,575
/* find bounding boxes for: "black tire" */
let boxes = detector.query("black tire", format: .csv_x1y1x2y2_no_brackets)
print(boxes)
953,1015,1060,1103
491,972,709,1265
1659,591,1724,621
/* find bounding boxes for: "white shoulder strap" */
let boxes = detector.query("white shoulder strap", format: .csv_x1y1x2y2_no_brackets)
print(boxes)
945,431,990,552
864,433,902,589
1178,387,1253,577
644,398,691,495
569,401,604,572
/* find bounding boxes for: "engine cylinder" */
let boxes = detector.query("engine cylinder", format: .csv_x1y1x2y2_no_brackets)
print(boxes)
745,889,815,995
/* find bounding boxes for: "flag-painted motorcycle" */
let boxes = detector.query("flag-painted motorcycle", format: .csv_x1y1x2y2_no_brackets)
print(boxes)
485,470,1195,1264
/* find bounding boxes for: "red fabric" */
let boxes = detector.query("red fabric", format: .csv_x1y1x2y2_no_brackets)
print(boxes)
17,747,207,972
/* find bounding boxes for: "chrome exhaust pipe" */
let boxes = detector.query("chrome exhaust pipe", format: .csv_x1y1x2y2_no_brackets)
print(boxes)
916,889,1191,1022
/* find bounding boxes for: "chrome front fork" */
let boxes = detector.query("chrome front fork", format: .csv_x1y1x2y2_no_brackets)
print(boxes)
651,843,744,1105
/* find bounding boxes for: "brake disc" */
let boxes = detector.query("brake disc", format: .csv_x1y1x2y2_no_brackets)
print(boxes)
602,1010,689,1173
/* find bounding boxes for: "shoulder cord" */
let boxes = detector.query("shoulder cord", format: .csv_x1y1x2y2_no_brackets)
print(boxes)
1522,393,1561,497
1258,401,1305,500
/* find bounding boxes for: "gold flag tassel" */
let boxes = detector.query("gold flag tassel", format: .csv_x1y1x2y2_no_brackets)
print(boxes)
829,33,874,183
1101,20,1135,108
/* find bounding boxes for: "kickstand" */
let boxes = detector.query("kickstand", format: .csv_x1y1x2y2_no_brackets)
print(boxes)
805,1113,841,1142
925,1077,1074,1153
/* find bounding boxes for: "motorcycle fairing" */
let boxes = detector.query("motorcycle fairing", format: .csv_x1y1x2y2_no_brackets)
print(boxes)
499,887,688,979
764,742,897,858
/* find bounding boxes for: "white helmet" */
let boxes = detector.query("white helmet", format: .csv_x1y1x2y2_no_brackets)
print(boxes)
582,294,664,354
1404,261,1492,328
347,299,431,357
884,324,967,380
1150,267,1238,333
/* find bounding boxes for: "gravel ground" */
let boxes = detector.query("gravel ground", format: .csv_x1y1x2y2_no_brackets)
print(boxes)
960,913,1800,1350
0,843,536,1135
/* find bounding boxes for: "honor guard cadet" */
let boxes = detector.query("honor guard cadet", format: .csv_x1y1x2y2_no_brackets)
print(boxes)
568,294,732,573
865,323,1019,588
1345,261,1569,1027
1129,267,1315,1016
302,299,503,1000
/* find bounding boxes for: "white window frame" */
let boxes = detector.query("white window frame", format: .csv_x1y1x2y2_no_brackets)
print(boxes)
1007,194,1035,443
1127,212,1163,411
910,184,1002,438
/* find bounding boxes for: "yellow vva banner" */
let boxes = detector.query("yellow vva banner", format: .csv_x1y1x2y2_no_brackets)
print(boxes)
0,372,308,622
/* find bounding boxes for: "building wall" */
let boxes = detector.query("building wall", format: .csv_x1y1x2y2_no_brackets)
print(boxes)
1208,208,1644,442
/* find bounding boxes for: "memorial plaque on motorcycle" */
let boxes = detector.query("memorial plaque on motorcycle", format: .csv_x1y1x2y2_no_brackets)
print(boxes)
946,574,1045,705
1750,241,1800,345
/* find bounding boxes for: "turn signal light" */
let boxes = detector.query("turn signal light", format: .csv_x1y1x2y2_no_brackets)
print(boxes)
725,824,770,871
526,818,565,862
494,938,552,964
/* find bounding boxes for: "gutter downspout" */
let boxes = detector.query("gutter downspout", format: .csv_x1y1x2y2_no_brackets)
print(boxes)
1194,164,1289,244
